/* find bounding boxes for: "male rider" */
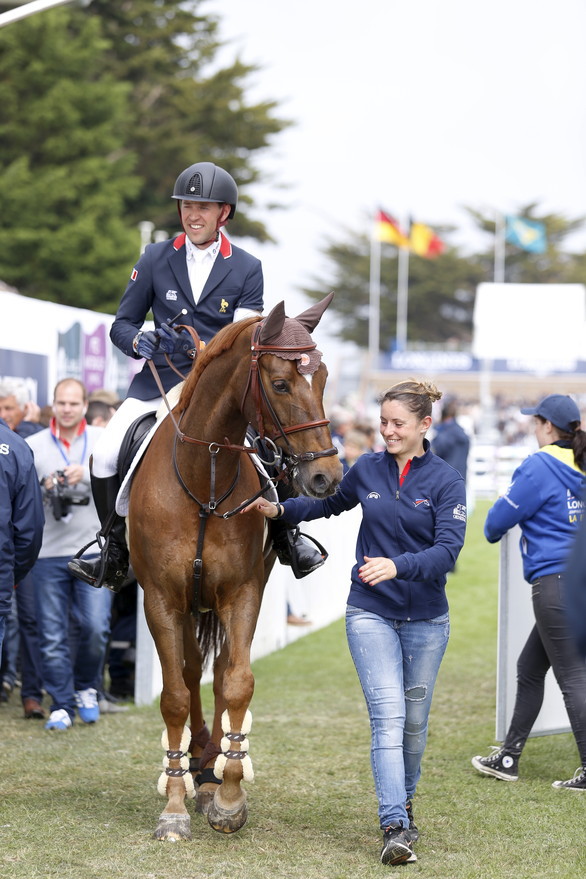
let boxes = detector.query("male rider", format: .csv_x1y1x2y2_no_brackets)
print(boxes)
69,161,324,591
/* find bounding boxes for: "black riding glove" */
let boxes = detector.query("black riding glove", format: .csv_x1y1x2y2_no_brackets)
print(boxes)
157,323,193,356
136,330,160,359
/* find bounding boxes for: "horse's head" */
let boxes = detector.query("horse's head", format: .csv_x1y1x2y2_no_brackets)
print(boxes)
247,293,343,499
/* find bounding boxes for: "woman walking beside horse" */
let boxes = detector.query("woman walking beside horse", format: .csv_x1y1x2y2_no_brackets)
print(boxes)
243,379,467,866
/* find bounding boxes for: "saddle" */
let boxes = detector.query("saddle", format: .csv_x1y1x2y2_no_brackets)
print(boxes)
117,411,157,483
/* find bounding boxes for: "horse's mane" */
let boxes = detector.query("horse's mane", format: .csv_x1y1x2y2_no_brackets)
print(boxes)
177,315,262,410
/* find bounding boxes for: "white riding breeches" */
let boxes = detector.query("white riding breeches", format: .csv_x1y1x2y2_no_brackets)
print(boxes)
91,396,162,478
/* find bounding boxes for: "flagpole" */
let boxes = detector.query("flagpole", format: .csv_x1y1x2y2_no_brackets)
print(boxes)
494,211,505,282
395,243,409,351
368,230,381,373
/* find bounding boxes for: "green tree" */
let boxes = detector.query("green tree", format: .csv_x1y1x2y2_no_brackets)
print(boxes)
0,1,290,310
465,203,586,284
0,10,139,311
301,230,484,351
301,206,586,350
85,0,290,240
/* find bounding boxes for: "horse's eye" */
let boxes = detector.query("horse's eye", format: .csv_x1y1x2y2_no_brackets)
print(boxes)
272,380,289,393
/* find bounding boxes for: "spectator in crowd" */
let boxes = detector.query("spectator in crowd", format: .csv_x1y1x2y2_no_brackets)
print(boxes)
88,388,121,421
472,394,586,790
85,399,114,428
26,378,113,731
0,379,46,718
431,397,470,482
242,379,467,865
0,378,42,438
0,417,44,658
342,427,371,471
69,160,324,591
329,404,355,470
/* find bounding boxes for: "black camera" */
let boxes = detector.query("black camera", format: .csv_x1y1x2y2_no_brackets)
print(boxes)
45,470,90,520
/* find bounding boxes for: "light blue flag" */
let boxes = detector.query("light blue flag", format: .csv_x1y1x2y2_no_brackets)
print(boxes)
505,216,547,253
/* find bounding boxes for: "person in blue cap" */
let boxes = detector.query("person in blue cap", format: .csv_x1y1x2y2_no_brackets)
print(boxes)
471,394,586,790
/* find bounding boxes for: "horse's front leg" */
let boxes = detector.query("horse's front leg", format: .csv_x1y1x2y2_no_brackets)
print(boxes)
206,589,260,834
144,590,195,842
182,615,211,778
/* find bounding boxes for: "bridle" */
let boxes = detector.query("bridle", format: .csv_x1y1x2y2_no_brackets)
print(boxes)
150,320,338,482
241,322,338,471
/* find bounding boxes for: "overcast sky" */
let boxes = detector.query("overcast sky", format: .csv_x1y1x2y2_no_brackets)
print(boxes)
215,0,586,321
212,0,586,401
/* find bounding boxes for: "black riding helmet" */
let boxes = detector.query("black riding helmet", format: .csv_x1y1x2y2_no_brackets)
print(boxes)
171,162,238,219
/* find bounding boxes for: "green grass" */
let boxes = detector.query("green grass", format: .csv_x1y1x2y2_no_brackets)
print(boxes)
1,501,585,878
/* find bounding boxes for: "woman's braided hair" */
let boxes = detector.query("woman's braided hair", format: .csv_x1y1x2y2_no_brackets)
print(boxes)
378,378,442,421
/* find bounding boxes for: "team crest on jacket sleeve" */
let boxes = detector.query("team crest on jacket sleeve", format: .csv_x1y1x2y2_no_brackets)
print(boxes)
453,504,467,522
130,268,138,281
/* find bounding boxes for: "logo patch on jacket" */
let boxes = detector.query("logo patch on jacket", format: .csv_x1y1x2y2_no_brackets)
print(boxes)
414,498,430,507
130,268,138,281
166,289,178,301
453,504,467,522
366,491,381,500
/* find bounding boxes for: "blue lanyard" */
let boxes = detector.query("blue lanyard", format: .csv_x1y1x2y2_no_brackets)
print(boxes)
51,430,88,468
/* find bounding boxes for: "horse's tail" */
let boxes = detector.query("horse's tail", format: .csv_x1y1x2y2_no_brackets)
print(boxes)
196,611,225,665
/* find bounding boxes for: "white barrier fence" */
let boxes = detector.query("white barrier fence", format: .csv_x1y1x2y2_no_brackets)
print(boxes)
496,528,570,739
471,442,530,498
135,506,362,705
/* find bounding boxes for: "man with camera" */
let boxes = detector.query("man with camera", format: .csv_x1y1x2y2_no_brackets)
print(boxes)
25,378,113,731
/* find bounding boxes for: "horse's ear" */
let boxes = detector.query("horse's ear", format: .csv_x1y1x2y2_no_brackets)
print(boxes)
258,300,286,344
294,292,335,333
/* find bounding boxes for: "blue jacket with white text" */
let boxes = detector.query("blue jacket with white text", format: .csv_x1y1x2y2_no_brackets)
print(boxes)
484,443,585,582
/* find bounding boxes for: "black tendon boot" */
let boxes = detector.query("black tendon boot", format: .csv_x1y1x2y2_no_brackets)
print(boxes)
68,474,129,593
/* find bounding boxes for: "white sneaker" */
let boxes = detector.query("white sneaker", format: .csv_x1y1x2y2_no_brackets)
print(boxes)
74,688,100,723
45,708,72,731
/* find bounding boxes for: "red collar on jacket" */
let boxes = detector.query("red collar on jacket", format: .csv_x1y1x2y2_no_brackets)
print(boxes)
173,231,232,259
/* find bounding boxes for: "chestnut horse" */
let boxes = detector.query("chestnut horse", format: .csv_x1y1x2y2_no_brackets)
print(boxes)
127,294,343,841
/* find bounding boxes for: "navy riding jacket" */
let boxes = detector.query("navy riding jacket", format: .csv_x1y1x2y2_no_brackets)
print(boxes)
110,231,264,400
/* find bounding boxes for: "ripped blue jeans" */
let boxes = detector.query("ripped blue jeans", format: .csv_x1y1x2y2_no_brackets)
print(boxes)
345,605,449,829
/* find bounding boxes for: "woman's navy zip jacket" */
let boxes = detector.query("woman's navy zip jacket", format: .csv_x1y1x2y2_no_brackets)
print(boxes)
281,440,467,621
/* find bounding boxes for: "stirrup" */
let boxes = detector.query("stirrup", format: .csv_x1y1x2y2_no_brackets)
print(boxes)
68,532,117,590
284,528,328,580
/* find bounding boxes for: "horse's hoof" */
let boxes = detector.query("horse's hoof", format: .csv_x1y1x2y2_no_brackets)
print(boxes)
207,794,248,834
153,812,191,841
195,788,215,815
